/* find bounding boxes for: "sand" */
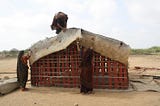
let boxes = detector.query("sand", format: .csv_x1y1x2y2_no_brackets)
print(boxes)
0,55,160,106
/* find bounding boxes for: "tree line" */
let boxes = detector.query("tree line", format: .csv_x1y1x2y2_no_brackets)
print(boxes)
0,46,160,58
0,49,29,58
131,46,160,55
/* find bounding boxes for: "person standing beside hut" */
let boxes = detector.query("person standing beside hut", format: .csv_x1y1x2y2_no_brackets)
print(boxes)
50,12,68,34
79,47,94,94
17,50,30,91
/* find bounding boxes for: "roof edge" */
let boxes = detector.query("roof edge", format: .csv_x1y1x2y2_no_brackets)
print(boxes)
29,28,82,64
29,28,130,65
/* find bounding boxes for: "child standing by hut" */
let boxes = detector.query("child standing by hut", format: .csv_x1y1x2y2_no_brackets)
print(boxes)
17,50,30,91
79,47,94,94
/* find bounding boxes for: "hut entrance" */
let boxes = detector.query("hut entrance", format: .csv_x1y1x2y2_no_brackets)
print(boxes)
31,42,129,89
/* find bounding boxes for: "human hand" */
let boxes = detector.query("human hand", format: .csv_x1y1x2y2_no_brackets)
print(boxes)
90,46,93,49
62,28,67,32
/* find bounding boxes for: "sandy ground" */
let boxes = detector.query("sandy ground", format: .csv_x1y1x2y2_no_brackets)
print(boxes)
0,55,160,106
129,55,160,69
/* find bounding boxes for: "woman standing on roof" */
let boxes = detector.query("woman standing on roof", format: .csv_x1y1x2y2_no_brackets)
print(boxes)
50,12,68,34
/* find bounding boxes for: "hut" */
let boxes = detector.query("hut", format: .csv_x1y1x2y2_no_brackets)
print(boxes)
29,28,130,89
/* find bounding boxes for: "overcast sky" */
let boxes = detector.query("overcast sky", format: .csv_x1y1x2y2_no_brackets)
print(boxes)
0,0,160,51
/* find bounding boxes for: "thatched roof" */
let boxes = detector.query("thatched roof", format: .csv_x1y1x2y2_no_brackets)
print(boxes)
29,28,130,65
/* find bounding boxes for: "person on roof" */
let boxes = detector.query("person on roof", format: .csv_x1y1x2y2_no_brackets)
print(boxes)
50,12,68,34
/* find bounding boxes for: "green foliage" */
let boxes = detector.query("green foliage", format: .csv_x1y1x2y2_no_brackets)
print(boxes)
0,48,19,58
131,46,160,55
0,48,30,58
1,46,160,57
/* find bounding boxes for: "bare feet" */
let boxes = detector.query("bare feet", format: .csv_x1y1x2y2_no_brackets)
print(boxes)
87,91,94,94
62,28,67,32
21,88,29,91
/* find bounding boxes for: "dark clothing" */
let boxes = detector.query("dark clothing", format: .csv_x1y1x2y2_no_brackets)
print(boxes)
51,12,68,34
80,48,93,67
80,48,93,93
80,67,93,93
17,51,29,88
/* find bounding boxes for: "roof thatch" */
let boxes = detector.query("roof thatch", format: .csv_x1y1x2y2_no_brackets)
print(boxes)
29,28,130,65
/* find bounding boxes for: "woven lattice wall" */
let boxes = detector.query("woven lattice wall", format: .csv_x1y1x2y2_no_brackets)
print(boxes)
31,43,129,89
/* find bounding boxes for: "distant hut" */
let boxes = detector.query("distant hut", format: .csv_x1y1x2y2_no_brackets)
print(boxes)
29,28,130,89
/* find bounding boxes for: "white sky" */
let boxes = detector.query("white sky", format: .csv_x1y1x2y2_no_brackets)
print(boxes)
0,0,160,51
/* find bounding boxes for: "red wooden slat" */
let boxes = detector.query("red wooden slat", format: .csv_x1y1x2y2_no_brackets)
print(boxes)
74,46,78,87
65,48,69,87
107,58,112,89
62,52,65,87
119,62,123,89
94,52,100,88
101,56,105,89
114,62,119,89
122,66,128,89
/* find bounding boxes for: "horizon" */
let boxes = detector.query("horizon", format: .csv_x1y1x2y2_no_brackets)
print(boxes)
1,45,160,52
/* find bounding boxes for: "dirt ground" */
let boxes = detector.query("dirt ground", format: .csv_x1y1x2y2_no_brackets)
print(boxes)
0,55,160,106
